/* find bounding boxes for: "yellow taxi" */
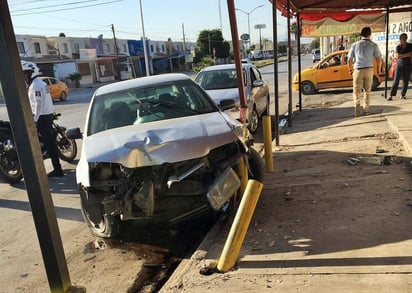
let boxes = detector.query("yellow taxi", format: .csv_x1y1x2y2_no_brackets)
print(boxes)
293,50,385,95
40,76,70,101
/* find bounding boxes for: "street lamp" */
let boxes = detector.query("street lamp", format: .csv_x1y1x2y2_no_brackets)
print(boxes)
235,5,264,48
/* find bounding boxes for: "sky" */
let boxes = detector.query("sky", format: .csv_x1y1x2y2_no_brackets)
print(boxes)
7,0,291,45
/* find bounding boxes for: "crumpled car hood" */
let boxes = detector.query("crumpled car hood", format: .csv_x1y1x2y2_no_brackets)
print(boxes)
81,112,239,168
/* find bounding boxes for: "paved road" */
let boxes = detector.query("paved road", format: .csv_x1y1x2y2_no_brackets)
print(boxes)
259,54,313,116
0,59,307,291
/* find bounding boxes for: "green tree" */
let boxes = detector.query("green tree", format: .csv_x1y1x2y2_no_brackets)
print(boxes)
290,21,300,55
278,44,287,54
196,29,230,60
311,38,320,50
290,21,298,41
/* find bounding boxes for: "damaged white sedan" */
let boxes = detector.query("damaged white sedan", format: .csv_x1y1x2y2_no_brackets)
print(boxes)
69,73,264,238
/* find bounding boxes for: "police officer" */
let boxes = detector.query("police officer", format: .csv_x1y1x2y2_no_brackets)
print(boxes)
21,61,64,177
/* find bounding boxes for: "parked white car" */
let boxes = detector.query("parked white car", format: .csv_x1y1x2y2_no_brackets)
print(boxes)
312,49,321,63
194,63,270,133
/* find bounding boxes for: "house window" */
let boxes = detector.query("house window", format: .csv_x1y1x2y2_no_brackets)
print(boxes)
123,44,127,52
17,42,25,54
74,43,80,53
62,43,68,53
106,44,110,53
34,42,41,54
162,44,165,52
150,44,154,52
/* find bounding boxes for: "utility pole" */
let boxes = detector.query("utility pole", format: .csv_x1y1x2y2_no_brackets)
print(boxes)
139,0,150,76
182,23,186,51
111,24,120,80
218,0,222,32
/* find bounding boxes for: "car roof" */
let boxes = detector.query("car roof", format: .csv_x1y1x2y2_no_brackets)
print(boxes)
198,63,252,72
324,50,348,57
94,73,192,95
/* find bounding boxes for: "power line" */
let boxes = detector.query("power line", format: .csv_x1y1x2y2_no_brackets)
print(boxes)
10,0,105,13
10,0,124,16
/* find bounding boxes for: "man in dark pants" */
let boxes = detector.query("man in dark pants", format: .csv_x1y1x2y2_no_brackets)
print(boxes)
389,33,412,100
21,61,64,177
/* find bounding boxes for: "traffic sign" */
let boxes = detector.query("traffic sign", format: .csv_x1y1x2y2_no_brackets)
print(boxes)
240,33,250,41
254,24,266,29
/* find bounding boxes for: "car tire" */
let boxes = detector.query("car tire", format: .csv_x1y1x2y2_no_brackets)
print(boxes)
301,81,315,95
80,189,120,238
248,107,259,133
246,147,265,183
60,92,67,101
371,76,379,91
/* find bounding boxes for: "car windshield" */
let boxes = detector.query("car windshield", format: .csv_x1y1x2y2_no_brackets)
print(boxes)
195,68,245,90
87,79,217,135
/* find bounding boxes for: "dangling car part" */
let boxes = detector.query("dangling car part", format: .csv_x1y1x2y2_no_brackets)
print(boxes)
69,73,265,238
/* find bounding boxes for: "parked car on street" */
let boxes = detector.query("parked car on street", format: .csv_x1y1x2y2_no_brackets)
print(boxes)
68,73,264,238
312,49,321,63
40,76,69,101
193,63,269,133
293,50,385,95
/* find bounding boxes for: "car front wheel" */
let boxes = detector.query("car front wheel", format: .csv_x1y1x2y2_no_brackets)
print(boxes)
246,147,265,182
301,81,315,95
80,188,120,238
60,92,67,101
248,107,259,133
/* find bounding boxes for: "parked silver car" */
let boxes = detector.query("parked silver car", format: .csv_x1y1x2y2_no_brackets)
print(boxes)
69,73,264,238
194,63,270,133
312,49,321,63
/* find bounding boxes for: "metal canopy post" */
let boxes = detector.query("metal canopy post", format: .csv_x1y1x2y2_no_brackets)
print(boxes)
0,3,73,292
272,0,280,146
227,0,248,126
286,0,293,127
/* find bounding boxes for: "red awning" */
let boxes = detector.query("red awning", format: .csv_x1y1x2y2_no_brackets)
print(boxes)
270,0,412,20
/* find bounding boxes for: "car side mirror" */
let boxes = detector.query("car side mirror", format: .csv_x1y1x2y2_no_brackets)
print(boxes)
66,127,83,139
219,99,236,111
252,80,264,87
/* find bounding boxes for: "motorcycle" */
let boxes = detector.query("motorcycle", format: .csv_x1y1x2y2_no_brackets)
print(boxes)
0,112,78,184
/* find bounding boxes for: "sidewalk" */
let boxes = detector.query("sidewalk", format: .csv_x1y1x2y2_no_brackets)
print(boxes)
161,88,412,292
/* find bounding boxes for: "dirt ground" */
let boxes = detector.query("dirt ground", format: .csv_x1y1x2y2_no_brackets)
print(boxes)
162,97,412,292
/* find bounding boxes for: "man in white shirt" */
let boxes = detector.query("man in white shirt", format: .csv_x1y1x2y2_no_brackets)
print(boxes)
21,61,64,177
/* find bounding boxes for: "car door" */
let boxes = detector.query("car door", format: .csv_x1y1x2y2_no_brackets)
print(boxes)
249,66,269,115
340,52,352,86
48,77,61,99
315,53,345,89
42,77,57,99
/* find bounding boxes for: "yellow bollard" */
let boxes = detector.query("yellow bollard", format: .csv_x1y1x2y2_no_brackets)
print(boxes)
262,116,274,173
217,179,264,272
